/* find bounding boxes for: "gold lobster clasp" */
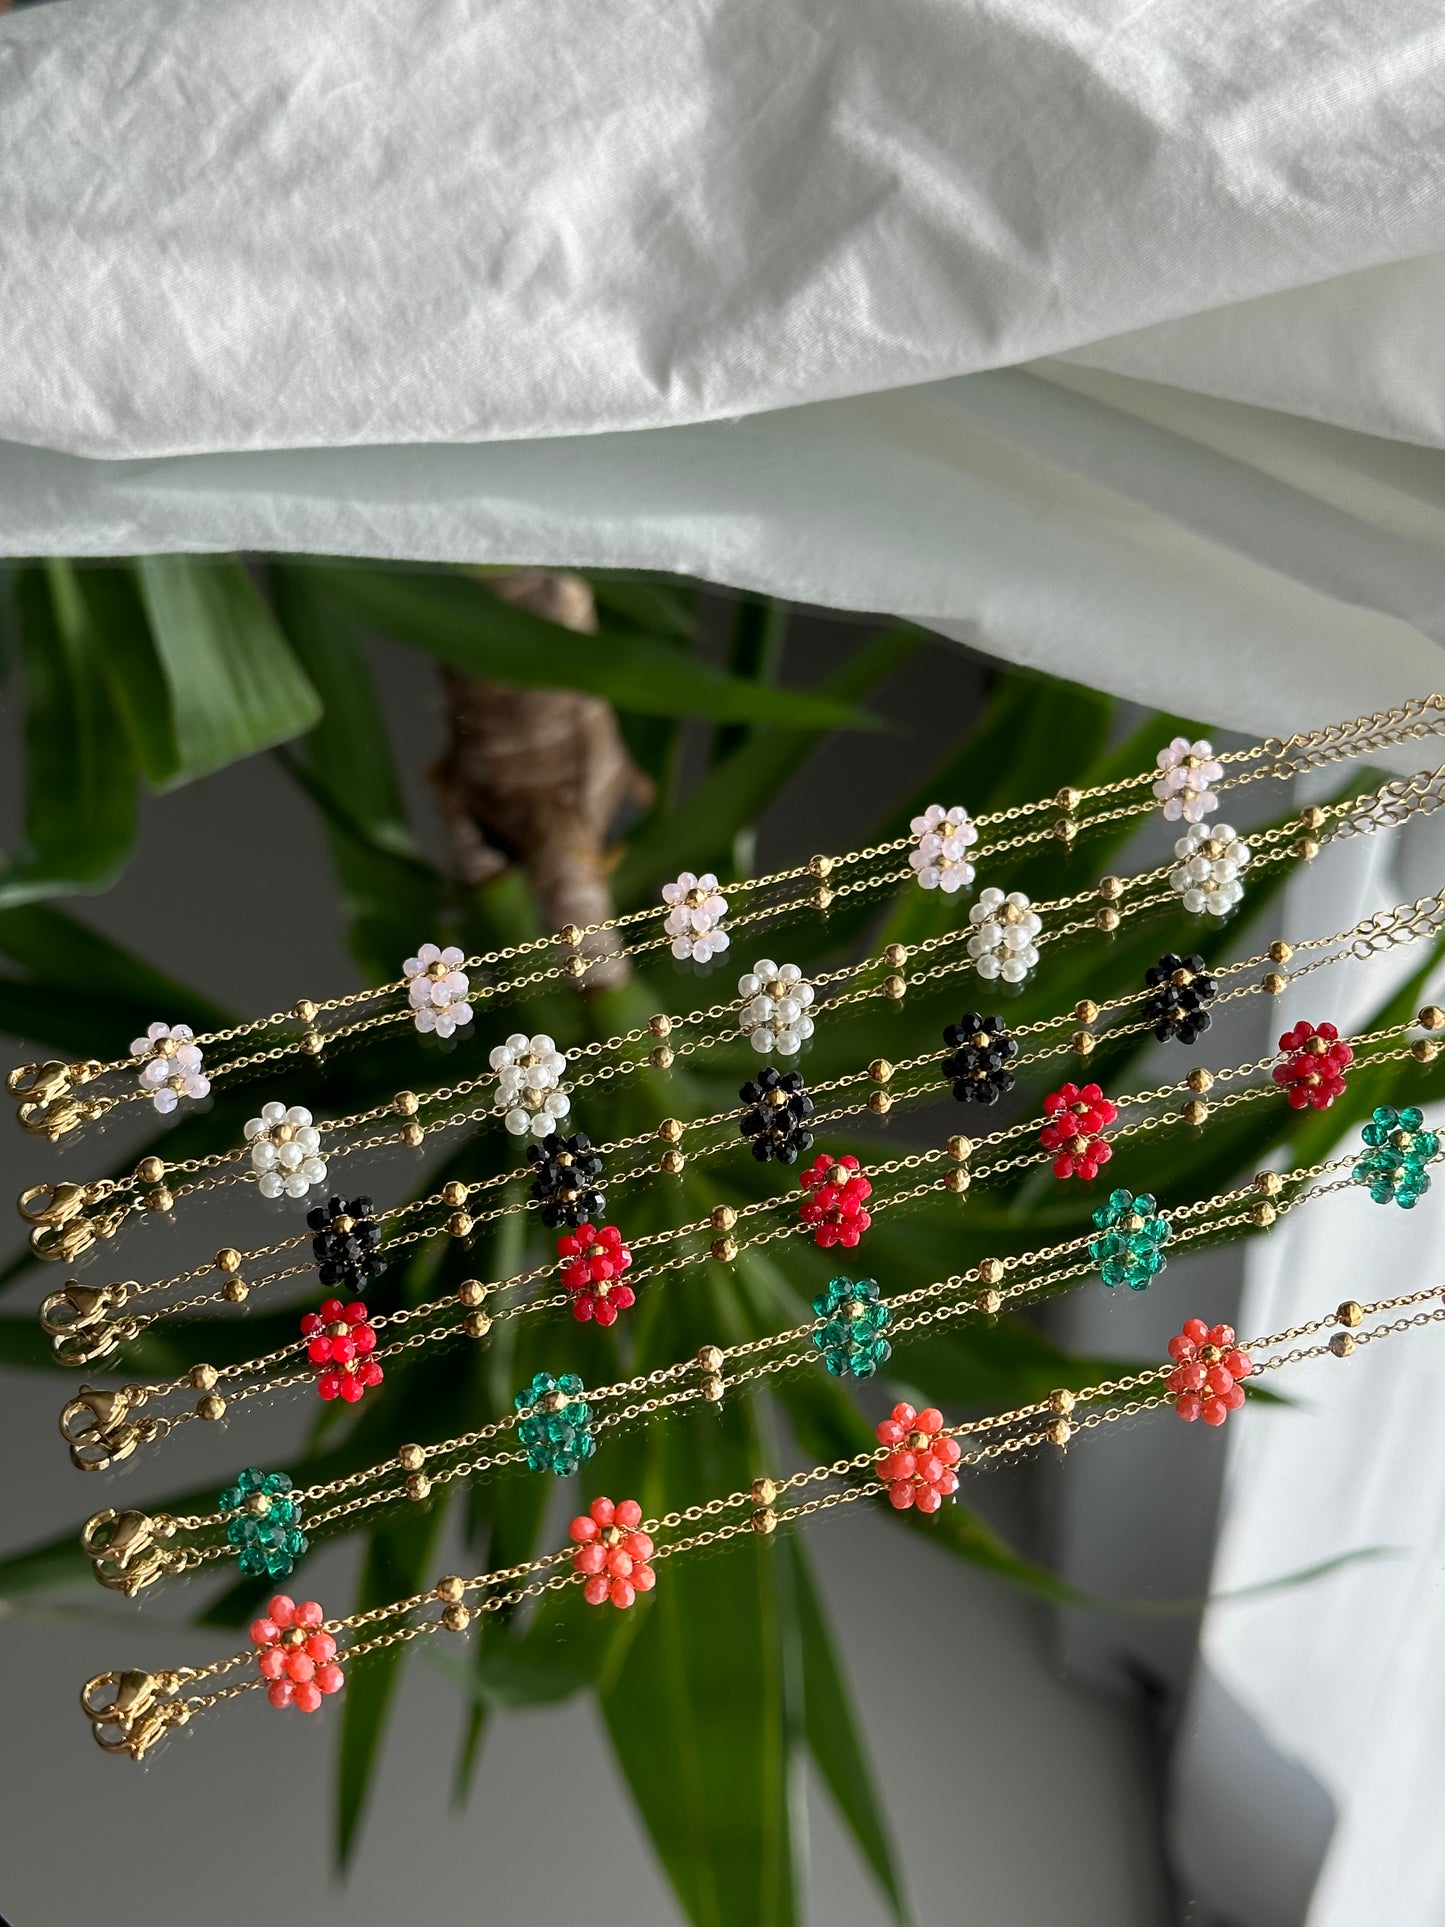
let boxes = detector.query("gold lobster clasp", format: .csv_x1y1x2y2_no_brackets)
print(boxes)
60,1385,141,1472
7,1060,72,1106
18,1180,88,1229
40,1281,138,1365
17,1096,86,1140
80,1670,188,1758
81,1509,173,1595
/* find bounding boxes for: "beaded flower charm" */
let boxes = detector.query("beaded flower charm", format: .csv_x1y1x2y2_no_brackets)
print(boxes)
251,1595,344,1712
528,1131,607,1228
876,1402,961,1512
244,1102,327,1199
1152,737,1224,824
738,959,815,1055
569,1496,656,1609
909,804,978,893
1273,1020,1352,1110
811,1275,892,1378
1169,823,1249,916
1040,1082,1117,1180
1354,1105,1438,1206
557,1225,635,1325
403,943,472,1037
661,871,730,962
301,1299,383,1403
798,1153,873,1249
1090,1189,1170,1289
515,1372,596,1476
1166,1319,1252,1426
1142,952,1218,1044
308,1195,385,1293
219,1468,308,1580
130,1022,210,1116
489,1032,570,1137
738,1067,815,1163
966,889,1042,983
942,1012,1018,1104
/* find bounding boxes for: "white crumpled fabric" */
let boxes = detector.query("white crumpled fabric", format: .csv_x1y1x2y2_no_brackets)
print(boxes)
4,0,1445,740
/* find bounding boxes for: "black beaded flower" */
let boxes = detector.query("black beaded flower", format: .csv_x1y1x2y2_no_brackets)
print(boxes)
307,1195,385,1293
527,1131,607,1229
1142,953,1218,1045
739,1066,815,1164
941,1012,1018,1105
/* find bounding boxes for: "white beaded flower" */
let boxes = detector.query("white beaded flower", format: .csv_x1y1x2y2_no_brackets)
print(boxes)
244,1102,327,1200
403,943,472,1037
738,959,815,1055
129,1021,211,1116
966,888,1042,983
489,1032,571,1137
908,804,978,893
1169,822,1250,916
1153,737,1224,824
661,871,730,962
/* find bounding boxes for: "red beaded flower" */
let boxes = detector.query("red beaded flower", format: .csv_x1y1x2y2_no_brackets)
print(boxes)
798,1152,874,1249
1040,1082,1118,1180
557,1224,635,1325
250,1593,345,1711
300,1298,383,1403
1272,1020,1353,1110
875,1401,962,1512
569,1496,656,1608
1166,1318,1253,1427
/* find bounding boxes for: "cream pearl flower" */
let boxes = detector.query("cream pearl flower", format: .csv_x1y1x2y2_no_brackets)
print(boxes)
489,1032,571,1137
244,1102,327,1199
661,871,730,962
403,943,472,1037
130,1022,211,1116
966,888,1042,983
738,959,815,1055
1169,823,1250,916
1153,737,1224,825
908,804,978,893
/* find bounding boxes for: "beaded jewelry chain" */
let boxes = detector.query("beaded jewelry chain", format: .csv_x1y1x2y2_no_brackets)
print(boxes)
18,694,1443,1153
19,755,1445,1268
80,1270,1442,1758
40,884,1445,1376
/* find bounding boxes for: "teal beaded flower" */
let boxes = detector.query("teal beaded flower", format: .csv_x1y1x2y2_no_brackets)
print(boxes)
1354,1105,1438,1208
515,1371,596,1476
1090,1189,1171,1290
218,1467,308,1579
810,1275,892,1378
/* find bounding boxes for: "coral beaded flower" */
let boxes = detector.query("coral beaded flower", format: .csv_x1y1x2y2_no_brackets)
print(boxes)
490,1032,570,1137
251,1595,344,1712
876,1402,961,1512
528,1131,607,1228
1152,737,1224,824
308,1195,385,1294
908,804,978,893
1090,1189,1170,1290
1354,1104,1439,1207
557,1224,635,1325
244,1101,327,1199
966,888,1042,983
1273,1020,1353,1110
798,1153,873,1249
1142,953,1218,1045
1169,823,1250,916
569,1496,656,1609
738,959,815,1055
738,1066,815,1163
1166,1319,1253,1426
130,1021,210,1116
403,943,472,1037
942,1011,1018,1104
515,1372,596,1476
1040,1083,1117,1180
811,1275,891,1379
301,1298,383,1403
661,871,730,962
219,1468,308,1580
